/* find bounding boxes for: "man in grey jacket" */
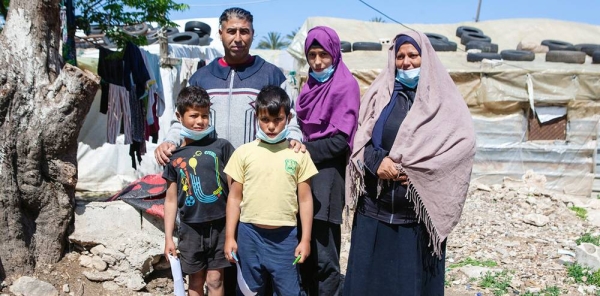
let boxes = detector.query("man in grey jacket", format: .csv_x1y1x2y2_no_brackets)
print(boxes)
154,7,303,165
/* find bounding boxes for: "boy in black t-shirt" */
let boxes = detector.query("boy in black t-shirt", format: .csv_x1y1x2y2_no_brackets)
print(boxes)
163,86,234,296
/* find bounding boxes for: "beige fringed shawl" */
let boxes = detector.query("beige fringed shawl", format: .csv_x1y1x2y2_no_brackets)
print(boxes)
345,31,476,257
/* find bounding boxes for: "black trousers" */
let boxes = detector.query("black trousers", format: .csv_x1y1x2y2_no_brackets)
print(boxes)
300,219,342,296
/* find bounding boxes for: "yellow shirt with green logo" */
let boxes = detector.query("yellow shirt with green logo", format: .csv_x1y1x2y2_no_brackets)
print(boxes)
224,139,318,227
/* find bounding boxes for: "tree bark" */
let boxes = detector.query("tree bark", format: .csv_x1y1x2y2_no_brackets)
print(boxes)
0,0,99,280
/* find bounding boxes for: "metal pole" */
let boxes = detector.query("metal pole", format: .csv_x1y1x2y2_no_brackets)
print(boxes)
475,0,482,22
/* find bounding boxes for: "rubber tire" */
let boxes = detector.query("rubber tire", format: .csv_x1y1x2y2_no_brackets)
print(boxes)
145,29,159,39
430,40,457,52
467,52,502,62
574,43,600,56
545,50,586,64
456,26,483,38
341,41,352,53
89,24,102,35
500,50,535,61
123,23,148,36
592,51,600,64
198,35,210,46
466,41,498,53
145,36,158,45
165,27,179,36
352,42,382,51
461,32,491,45
185,21,211,37
425,33,448,42
168,32,200,45
541,40,575,51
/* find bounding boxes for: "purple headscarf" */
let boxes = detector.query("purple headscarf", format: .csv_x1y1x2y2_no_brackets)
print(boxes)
296,26,360,148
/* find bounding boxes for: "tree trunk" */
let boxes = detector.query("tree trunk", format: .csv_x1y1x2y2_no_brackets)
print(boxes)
0,0,99,280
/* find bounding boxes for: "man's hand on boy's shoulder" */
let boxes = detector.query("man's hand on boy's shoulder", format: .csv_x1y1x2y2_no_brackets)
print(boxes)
155,141,177,166
289,139,306,153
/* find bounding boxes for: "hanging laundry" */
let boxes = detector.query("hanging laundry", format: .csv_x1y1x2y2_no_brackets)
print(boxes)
180,57,200,88
106,83,132,144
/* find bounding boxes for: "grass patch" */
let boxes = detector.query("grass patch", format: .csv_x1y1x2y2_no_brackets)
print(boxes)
444,275,455,288
479,270,511,296
448,257,498,269
570,206,588,219
522,286,562,296
576,233,600,246
567,263,600,286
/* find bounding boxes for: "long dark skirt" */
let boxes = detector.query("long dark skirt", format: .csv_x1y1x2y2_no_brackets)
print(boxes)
343,212,446,296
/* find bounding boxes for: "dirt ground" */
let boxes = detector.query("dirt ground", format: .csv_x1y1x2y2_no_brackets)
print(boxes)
0,229,469,296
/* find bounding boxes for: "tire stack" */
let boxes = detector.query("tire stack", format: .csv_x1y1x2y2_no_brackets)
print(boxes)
541,40,588,64
457,26,501,62
351,42,382,51
425,33,457,52
184,21,212,46
340,41,352,53
575,43,600,64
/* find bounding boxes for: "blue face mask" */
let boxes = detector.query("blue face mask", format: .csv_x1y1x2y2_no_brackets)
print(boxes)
256,121,290,144
309,65,335,83
180,125,214,141
395,67,420,88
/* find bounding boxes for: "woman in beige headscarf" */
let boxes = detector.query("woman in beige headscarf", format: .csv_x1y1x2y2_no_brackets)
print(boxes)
343,31,476,295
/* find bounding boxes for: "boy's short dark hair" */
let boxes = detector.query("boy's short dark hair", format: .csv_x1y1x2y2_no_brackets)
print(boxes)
176,86,210,114
255,85,291,117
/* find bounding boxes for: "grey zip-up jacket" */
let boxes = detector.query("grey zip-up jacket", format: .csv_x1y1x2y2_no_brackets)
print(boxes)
164,55,301,148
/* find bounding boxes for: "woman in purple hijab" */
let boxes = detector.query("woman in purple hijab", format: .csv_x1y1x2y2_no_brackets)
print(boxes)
296,26,360,296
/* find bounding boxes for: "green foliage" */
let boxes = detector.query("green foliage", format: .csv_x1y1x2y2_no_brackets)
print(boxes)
76,0,188,48
521,286,562,296
567,263,600,286
369,17,385,23
448,257,498,269
576,233,600,246
570,206,588,219
479,270,512,296
256,32,289,49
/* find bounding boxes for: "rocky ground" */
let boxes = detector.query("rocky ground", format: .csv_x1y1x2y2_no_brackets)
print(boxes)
2,173,600,296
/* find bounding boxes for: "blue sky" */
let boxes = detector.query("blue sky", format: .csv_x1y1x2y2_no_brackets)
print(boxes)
171,0,600,46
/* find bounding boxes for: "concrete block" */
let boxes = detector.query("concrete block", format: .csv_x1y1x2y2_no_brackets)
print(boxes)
575,243,600,271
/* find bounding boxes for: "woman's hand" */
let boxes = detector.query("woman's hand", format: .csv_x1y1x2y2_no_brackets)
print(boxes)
289,139,307,153
377,157,409,185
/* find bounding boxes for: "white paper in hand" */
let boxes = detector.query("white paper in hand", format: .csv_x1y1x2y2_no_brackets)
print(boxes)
168,255,186,296
235,261,256,296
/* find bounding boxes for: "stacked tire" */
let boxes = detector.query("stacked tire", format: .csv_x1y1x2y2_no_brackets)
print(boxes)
593,51,600,64
457,26,501,62
183,21,211,46
425,32,456,52
541,39,587,64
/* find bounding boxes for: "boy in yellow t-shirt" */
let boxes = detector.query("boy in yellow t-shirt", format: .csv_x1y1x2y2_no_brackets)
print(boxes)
224,85,318,295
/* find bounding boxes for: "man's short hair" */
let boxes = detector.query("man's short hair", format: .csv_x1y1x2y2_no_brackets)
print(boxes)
219,7,254,30
255,85,291,117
